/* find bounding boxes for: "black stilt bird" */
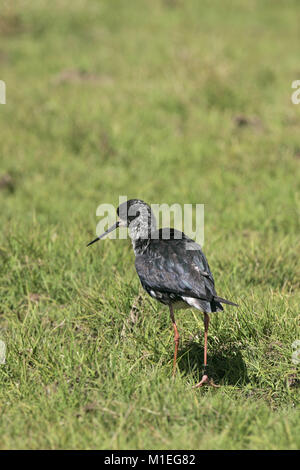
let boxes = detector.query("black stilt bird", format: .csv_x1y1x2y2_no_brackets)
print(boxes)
87,199,238,387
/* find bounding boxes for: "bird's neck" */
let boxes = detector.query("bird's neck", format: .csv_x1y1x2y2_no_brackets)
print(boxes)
129,215,156,255
131,237,151,256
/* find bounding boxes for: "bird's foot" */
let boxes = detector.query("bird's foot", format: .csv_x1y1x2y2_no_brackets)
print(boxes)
192,374,220,388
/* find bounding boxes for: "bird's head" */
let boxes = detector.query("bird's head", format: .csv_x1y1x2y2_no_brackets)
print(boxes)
87,199,156,247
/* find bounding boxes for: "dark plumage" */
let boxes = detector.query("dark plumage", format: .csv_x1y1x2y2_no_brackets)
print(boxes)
88,199,238,387
135,228,231,313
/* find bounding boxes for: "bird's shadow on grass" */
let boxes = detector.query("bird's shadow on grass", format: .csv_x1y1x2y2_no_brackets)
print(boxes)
177,341,249,386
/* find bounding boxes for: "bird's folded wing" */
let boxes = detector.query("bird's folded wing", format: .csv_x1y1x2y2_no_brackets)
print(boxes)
135,238,217,302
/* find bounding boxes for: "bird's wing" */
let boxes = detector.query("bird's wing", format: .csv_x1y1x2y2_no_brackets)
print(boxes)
135,234,217,302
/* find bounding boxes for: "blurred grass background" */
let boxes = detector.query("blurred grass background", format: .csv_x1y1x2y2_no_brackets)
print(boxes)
0,0,299,449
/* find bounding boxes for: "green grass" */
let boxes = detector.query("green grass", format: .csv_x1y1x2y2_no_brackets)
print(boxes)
0,0,299,450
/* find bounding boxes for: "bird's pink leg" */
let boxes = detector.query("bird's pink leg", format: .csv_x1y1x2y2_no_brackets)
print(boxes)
193,313,219,388
170,304,180,376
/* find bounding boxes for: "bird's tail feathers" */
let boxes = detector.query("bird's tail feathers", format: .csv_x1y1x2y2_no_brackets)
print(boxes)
214,296,238,307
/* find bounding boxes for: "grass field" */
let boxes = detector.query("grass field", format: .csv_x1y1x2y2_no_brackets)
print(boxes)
0,0,299,450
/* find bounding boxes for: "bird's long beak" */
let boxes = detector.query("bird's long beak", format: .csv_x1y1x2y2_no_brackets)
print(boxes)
87,221,119,247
